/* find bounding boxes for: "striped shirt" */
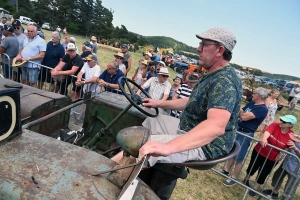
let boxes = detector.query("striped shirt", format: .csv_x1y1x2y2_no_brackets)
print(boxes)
143,77,171,100
282,141,300,175
171,84,193,118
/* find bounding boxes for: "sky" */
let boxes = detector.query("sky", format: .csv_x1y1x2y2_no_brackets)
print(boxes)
101,0,300,77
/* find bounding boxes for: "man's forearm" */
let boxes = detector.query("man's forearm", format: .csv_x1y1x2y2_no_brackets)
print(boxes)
107,83,119,89
166,109,230,154
86,77,98,84
157,98,189,110
28,52,45,60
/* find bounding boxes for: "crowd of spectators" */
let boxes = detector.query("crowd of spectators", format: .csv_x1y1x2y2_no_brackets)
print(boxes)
1,20,299,199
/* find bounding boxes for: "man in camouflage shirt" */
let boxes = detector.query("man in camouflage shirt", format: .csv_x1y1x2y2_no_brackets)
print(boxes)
137,27,242,163
112,27,242,199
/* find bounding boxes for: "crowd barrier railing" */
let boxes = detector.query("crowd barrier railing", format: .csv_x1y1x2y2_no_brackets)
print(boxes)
212,131,300,200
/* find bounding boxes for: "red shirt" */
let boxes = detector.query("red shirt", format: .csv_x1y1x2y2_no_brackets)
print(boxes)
254,122,293,161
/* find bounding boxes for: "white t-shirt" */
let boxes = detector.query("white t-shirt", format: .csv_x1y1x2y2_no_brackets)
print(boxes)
294,87,300,98
80,63,101,94
290,87,300,97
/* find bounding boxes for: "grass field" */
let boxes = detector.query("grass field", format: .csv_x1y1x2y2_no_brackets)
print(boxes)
38,28,300,200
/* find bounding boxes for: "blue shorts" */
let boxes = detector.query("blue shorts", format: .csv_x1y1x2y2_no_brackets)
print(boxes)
235,131,255,162
22,67,39,83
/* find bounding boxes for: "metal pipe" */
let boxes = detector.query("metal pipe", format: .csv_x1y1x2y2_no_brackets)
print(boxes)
22,99,88,129
84,104,133,148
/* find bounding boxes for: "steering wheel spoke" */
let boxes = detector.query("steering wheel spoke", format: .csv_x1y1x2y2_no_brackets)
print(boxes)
118,77,158,117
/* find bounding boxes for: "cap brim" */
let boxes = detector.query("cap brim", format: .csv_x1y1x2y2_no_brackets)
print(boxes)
280,116,295,124
67,48,76,51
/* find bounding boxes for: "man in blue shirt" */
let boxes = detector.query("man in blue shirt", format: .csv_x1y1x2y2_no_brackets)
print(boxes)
223,87,268,187
15,25,46,88
98,61,124,93
38,31,65,90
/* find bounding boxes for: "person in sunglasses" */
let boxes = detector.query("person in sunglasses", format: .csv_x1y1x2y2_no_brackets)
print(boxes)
262,132,300,199
12,20,26,51
244,115,297,197
114,52,126,75
113,27,242,199
136,67,171,101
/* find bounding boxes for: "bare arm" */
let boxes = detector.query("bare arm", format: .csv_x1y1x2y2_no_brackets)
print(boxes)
141,66,149,78
76,71,83,81
239,108,256,121
172,94,179,100
142,97,189,111
136,85,146,95
57,66,79,76
0,46,5,54
260,131,271,148
22,51,45,61
53,61,66,71
161,94,169,101
138,108,231,160
126,56,132,74
98,79,119,89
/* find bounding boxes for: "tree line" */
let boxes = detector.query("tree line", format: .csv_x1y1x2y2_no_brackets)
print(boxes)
1,0,149,47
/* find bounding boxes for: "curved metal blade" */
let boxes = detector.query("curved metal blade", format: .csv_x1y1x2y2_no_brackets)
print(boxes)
118,156,146,200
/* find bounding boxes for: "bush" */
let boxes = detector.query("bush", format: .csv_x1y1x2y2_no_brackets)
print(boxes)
68,22,79,34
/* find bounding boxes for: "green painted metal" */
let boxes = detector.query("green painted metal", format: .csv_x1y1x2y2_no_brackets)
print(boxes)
81,92,147,152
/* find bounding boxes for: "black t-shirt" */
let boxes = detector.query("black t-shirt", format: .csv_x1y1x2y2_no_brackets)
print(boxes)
122,53,131,69
62,54,84,76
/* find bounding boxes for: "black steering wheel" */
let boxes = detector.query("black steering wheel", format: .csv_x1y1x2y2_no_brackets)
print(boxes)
118,77,158,117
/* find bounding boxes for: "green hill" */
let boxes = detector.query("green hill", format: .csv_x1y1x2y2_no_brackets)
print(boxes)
145,36,198,59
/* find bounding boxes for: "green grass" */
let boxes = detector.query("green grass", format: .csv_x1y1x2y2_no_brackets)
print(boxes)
39,28,300,200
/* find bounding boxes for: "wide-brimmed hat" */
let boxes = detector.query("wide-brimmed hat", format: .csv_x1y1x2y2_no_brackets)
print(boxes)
91,36,97,41
157,67,170,76
12,58,27,67
141,60,149,66
144,52,152,57
157,61,166,67
114,52,124,59
280,115,297,125
187,74,199,83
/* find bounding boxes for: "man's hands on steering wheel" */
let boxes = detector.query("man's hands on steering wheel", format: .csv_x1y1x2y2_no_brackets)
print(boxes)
118,77,159,117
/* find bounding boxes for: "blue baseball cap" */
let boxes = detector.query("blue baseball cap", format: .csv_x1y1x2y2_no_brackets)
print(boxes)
280,115,297,125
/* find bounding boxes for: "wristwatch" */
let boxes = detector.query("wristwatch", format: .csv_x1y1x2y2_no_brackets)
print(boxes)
105,83,109,87
83,81,86,84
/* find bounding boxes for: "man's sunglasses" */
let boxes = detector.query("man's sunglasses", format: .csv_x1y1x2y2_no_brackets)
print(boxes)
115,56,123,59
14,26,21,30
161,75,169,78
280,119,288,124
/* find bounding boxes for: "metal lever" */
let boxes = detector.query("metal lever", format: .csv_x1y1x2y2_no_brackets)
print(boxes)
87,161,143,176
